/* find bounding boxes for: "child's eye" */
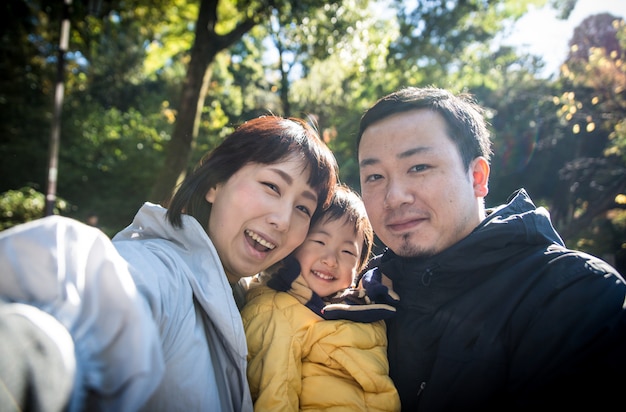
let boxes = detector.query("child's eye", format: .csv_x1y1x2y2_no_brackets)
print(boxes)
305,238,324,248
342,249,357,257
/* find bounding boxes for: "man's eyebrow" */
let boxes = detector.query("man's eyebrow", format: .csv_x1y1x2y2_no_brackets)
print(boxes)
398,146,431,159
359,146,431,168
359,157,379,168
271,167,317,203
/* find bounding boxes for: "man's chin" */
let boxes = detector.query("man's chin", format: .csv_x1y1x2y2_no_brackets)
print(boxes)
393,237,436,259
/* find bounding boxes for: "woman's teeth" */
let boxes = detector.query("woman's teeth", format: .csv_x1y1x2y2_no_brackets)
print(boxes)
245,229,276,250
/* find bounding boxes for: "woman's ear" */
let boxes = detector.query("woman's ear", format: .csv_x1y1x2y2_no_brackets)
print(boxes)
471,156,490,198
205,186,217,204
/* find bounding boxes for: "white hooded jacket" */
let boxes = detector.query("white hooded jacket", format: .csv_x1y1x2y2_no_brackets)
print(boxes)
112,202,252,412
0,214,162,411
0,202,253,412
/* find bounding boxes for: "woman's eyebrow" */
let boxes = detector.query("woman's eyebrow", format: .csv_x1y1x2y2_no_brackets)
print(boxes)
270,167,317,202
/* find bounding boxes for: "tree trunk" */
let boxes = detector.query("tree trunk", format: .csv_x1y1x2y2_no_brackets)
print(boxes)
149,0,257,204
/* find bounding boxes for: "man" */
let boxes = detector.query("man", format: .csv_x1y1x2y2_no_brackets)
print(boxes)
356,86,626,411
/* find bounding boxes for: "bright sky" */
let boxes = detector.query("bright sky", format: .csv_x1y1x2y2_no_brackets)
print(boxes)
502,0,626,78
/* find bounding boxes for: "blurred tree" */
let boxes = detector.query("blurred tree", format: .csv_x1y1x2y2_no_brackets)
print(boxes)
471,56,563,205
549,13,626,268
265,0,374,117
0,0,58,195
4,0,623,268
0,0,192,229
553,15,626,225
0,187,68,230
385,0,548,87
61,0,187,230
274,0,398,187
148,0,341,204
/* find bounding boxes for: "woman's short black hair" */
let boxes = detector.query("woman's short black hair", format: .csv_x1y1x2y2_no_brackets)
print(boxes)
166,115,339,230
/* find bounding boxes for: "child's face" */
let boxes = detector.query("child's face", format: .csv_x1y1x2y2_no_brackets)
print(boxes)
295,216,364,298
205,156,319,284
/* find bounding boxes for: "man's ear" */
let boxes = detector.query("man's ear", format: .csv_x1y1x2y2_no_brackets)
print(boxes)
471,156,490,198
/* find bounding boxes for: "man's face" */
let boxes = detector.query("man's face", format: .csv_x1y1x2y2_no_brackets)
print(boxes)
358,109,488,258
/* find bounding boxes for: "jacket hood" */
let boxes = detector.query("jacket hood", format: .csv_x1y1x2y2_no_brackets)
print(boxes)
114,202,247,357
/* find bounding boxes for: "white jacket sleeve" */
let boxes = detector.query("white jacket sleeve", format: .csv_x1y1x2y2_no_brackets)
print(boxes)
0,215,164,412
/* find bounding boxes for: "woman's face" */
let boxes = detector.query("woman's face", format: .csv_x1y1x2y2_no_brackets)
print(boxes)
205,156,318,284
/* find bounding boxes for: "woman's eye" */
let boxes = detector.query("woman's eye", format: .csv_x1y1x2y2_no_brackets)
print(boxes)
262,181,280,194
296,205,312,217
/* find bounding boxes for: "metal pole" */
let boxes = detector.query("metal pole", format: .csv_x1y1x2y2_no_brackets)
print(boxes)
45,0,72,216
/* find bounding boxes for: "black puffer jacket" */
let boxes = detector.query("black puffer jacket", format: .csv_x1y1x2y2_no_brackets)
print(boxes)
378,189,626,411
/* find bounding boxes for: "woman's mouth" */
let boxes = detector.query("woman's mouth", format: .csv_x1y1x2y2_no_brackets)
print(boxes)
245,229,276,252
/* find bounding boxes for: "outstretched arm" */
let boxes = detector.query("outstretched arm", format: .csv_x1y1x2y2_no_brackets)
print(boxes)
0,216,163,411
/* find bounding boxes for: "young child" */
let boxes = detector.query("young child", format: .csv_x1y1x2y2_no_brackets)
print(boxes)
241,183,401,412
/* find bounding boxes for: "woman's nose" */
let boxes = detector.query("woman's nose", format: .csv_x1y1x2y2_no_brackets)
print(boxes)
267,205,291,232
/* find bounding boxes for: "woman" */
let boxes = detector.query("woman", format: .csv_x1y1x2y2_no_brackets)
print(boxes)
0,115,338,412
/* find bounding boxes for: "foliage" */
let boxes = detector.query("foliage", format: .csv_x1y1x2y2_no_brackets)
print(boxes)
0,0,58,194
2,0,625,271
0,187,69,231
148,0,341,203
385,0,547,88
286,1,399,187
57,101,174,232
547,14,626,258
472,68,563,205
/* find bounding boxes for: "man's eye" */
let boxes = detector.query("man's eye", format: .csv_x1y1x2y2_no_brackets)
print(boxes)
409,164,429,173
365,174,382,183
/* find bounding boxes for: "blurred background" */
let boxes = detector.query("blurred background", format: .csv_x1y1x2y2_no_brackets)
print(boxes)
1,0,625,273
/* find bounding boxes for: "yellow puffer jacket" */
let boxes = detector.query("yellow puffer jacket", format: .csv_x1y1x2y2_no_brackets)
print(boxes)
241,284,401,412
